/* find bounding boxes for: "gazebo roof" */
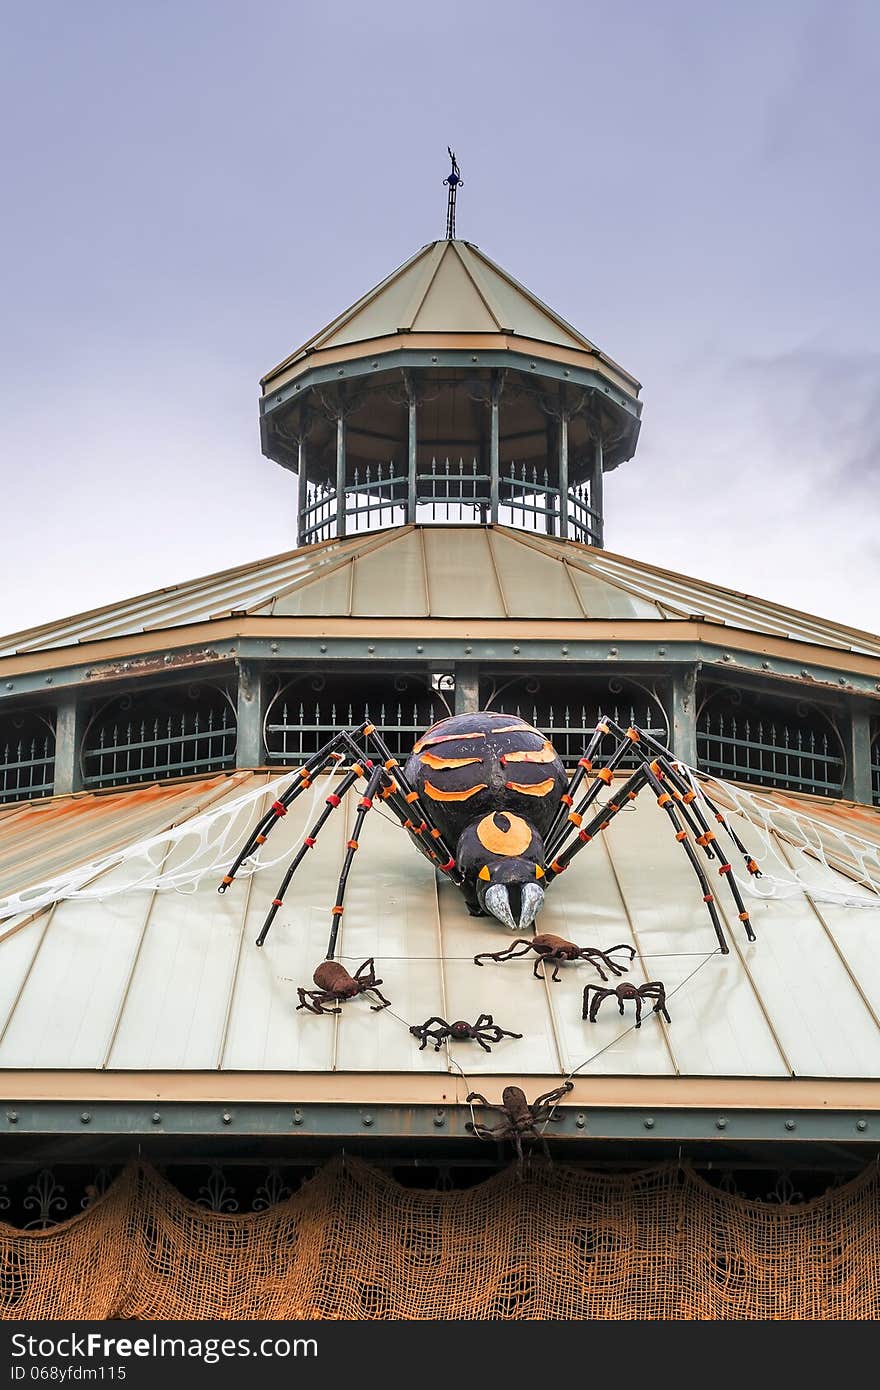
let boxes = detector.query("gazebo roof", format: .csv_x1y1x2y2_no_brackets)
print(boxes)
2,526,879,661
261,239,641,395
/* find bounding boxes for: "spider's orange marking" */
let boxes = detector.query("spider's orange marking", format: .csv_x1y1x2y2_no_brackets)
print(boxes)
503,746,557,764
476,811,532,857
504,778,556,797
423,780,487,802
419,752,483,770
493,723,534,733
412,732,486,753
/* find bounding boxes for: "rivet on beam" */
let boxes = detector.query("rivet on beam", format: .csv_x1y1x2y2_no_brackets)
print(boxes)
222,1112,233,1125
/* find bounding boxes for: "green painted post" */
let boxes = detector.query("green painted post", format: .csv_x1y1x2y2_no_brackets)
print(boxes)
489,371,500,525
843,702,873,804
335,390,347,539
296,429,308,545
236,661,264,768
406,373,417,524
53,693,84,795
670,666,698,769
558,411,569,540
591,432,604,547
454,667,480,714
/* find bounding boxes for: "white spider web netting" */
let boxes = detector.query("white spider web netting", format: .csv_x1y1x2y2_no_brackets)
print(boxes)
0,760,878,926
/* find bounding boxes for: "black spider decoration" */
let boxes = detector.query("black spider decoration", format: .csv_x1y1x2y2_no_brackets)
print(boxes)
409,1014,523,1052
474,933,636,982
582,980,671,1028
465,1083,574,1160
220,712,760,977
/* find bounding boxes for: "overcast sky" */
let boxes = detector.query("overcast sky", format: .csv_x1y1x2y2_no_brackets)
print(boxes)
1,0,878,639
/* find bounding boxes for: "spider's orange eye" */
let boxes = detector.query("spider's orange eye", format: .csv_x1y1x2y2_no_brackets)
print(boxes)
476,811,532,857
535,865,545,879
478,865,492,881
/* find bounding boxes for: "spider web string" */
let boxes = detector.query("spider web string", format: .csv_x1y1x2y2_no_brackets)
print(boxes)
678,765,880,909
0,763,337,923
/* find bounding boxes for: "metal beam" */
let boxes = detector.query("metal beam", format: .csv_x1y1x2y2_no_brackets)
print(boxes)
843,701,874,805
235,661,263,768
2,1099,879,1146
52,693,84,795
3,639,880,706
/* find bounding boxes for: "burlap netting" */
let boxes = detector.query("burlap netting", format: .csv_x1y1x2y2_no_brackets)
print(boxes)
2,1158,880,1320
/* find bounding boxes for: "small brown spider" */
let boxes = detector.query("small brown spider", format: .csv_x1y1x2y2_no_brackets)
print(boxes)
296,958,390,1015
474,933,635,982
582,980,670,1028
465,1082,574,1160
409,1014,523,1052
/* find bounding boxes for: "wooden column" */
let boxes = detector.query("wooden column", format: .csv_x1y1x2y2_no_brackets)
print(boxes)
53,693,84,795
335,390,347,539
590,432,605,548
670,666,698,769
236,661,263,769
558,411,569,540
843,701,874,805
489,371,500,525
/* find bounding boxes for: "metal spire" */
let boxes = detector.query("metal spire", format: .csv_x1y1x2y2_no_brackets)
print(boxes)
443,147,462,239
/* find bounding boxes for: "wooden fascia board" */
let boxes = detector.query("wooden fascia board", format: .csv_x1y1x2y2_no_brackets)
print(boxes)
6,1070,880,1111
261,332,641,399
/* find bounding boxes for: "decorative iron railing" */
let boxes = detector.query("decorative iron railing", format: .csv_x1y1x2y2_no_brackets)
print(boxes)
871,727,880,807
265,698,446,764
697,704,844,797
300,482,338,544
503,700,668,768
417,457,490,521
298,458,602,543
81,687,236,788
0,713,55,804
567,482,602,545
344,463,408,531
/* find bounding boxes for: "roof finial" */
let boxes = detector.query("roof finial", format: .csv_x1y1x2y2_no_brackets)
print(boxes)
444,147,462,240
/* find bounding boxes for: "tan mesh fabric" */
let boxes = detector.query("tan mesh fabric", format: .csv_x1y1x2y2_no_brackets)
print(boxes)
2,1158,880,1320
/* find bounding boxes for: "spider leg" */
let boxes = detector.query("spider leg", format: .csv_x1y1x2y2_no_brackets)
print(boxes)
546,721,644,860
649,751,756,942
255,765,364,946
219,733,355,893
410,1017,449,1050
324,764,386,960
296,989,340,1016
532,1082,574,1109
465,1119,504,1140
605,722,760,943
609,721,762,880
633,993,643,1028
642,982,672,1023
578,944,636,982
636,756,730,954
545,720,611,851
359,726,461,883
474,940,535,968
545,765,646,878
583,984,612,1022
